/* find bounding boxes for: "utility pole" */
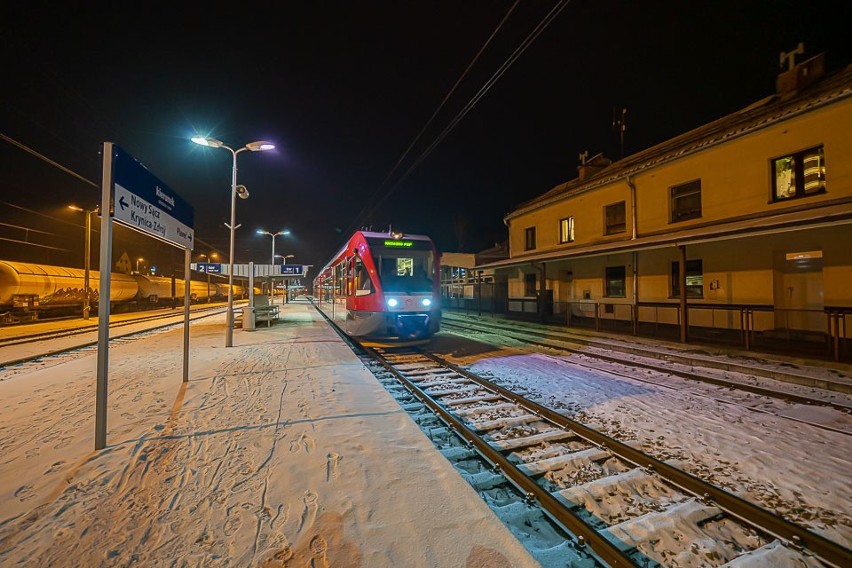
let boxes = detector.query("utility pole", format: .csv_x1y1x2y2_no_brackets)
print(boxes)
612,106,627,159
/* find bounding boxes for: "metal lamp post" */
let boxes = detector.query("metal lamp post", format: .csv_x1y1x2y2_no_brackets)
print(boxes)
276,253,295,301
198,252,218,302
191,136,275,347
68,205,99,319
136,257,144,274
257,229,289,297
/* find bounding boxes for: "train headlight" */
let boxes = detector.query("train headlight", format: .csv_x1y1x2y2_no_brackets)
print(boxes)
387,298,399,308
421,298,432,307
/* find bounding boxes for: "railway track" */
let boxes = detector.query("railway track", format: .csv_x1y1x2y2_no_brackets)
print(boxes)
362,343,851,567
440,314,852,412
0,306,226,368
0,305,226,347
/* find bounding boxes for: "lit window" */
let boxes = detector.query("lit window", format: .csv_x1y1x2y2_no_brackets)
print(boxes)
772,146,826,200
605,201,626,235
670,180,702,223
559,216,574,243
524,227,536,251
605,266,626,297
671,259,703,298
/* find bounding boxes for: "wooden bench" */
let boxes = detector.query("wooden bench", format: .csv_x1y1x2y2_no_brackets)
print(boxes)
253,295,280,326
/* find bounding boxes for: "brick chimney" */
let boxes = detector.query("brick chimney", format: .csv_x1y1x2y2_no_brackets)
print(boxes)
776,44,825,98
577,152,611,180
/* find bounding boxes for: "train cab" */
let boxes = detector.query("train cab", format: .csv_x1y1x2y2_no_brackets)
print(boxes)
314,231,441,342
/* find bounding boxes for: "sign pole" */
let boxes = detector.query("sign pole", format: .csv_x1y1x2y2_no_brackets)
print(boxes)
93,143,195,449
95,143,115,450
183,248,190,382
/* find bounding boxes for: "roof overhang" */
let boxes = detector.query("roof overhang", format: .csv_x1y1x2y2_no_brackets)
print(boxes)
477,200,852,271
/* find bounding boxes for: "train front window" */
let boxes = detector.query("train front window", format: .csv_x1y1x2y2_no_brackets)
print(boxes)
374,251,434,293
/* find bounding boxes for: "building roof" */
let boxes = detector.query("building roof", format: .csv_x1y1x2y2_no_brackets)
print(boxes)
505,62,852,223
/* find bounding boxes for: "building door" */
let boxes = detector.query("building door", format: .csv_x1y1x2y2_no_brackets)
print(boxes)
773,250,824,333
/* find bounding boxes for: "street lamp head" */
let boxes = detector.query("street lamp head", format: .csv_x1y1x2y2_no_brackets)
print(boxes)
257,229,269,236
68,204,83,212
191,136,224,148
245,141,275,152
236,184,250,199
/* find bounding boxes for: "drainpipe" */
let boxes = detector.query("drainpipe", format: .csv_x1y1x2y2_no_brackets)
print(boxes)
537,263,547,323
627,176,639,331
627,176,638,241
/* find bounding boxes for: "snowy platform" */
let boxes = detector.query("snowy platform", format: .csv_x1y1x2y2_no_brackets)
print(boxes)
0,299,540,567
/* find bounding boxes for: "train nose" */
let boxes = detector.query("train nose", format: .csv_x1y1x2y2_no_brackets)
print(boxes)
396,313,430,338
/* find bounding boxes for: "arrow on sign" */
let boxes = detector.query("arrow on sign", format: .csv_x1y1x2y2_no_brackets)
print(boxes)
119,195,129,211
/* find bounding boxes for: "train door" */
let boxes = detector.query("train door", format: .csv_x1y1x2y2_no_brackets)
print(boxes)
333,263,346,325
773,250,824,335
344,257,354,333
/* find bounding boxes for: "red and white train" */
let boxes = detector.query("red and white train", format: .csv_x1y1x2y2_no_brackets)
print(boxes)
313,231,441,342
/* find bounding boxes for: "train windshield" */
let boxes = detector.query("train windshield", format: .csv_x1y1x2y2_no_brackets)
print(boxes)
372,249,435,294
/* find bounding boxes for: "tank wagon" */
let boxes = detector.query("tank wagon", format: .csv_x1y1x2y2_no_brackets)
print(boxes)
0,260,251,322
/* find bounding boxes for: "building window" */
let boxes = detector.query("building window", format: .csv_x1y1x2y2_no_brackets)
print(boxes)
524,273,537,296
670,179,702,223
559,216,575,243
524,227,536,250
604,266,626,297
671,259,704,298
604,201,626,235
772,146,826,201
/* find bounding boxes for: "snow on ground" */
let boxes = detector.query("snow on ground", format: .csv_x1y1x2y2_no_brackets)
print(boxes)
433,332,852,549
0,304,540,567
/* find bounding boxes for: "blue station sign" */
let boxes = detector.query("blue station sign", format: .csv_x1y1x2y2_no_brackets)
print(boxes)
112,145,194,249
194,263,222,274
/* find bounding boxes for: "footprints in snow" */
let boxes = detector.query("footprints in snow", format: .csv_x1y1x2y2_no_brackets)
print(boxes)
289,433,314,454
326,453,341,482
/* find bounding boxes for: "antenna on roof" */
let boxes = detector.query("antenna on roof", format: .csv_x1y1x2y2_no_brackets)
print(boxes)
612,106,627,159
779,42,804,72
578,150,589,165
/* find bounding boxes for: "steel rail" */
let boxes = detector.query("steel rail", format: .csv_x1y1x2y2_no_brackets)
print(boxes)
440,313,840,386
0,309,224,369
0,305,226,346
363,344,638,567
424,351,852,568
441,319,852,412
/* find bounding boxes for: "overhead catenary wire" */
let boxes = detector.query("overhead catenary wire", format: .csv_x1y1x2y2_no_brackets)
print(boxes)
364,0,521,208
0,132,99,188
347,0,570,238
342,1,520,242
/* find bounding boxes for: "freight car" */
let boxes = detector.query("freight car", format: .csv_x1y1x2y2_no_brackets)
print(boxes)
0,260,251,323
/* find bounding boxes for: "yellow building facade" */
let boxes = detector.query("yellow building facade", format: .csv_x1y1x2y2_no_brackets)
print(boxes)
482,57,852,359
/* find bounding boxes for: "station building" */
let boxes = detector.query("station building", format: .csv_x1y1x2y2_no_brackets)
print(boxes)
475,54,852,361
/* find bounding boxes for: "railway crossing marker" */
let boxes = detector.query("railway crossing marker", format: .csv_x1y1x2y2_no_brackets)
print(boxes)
94,143,195,450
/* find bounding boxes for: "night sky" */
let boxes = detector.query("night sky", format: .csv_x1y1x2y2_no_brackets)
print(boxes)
2,1,849,277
